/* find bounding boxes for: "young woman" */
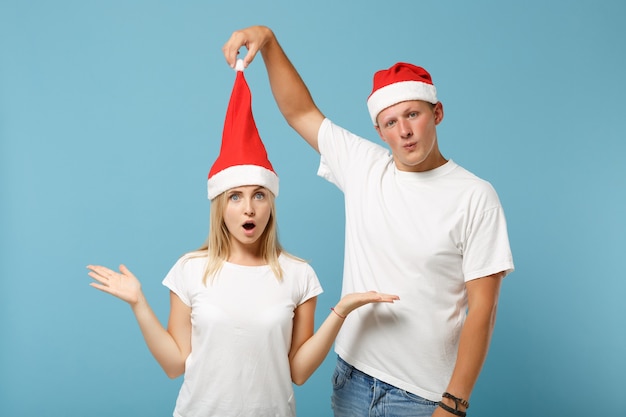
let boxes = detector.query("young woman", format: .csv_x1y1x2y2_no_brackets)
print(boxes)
87,61,398,417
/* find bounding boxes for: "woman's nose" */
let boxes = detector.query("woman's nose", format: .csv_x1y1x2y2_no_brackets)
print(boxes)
244,200,255,216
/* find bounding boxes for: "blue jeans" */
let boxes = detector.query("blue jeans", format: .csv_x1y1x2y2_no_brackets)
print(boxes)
331,356,438,417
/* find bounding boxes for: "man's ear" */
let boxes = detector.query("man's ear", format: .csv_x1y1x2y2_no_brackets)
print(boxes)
434,102,444,125
375,125,387,143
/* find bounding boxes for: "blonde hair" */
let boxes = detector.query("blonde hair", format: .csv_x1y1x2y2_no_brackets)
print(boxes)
187,188,289,285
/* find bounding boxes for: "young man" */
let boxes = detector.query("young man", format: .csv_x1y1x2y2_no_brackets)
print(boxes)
223,26,514,417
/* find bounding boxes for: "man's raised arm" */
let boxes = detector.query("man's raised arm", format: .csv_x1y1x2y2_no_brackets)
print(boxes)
223,25,325,152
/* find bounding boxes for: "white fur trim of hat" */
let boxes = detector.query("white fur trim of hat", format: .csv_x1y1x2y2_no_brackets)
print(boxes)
208,164,279,200
367,80,437,126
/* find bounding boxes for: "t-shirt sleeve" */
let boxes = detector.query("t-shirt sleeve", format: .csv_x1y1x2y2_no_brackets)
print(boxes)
462,187,515,281
298,263,324,306
162,256,192,306
317,118,389,191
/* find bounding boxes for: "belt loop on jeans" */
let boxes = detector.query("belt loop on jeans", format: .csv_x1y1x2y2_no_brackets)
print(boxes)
339,356,354,378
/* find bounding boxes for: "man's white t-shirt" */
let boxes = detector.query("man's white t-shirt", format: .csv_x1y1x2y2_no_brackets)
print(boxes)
317,118,514,401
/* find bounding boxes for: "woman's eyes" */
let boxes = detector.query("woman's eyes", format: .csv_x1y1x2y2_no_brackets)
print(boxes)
229,192,264,201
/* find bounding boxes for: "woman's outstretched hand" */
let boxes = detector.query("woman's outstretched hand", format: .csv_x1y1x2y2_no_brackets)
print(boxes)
87,264,142,305
333,291,400,318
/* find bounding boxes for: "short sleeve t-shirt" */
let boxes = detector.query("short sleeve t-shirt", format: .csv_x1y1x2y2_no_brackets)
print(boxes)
317,118,514,401
163,253,323,417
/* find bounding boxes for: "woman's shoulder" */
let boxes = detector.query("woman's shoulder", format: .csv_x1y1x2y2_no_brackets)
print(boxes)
279,252,322,295
278,252,314,272
171,251,208,273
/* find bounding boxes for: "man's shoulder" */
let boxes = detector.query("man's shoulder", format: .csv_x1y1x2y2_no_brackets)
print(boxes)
444,161,501,201
449,161,494,184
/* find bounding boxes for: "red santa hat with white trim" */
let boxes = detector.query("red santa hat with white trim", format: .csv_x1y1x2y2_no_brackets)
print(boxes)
207,59,279,200
366,62,438,126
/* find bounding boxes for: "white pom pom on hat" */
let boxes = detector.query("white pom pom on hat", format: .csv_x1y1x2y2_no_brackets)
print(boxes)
207,59,279,200
366,62,438,126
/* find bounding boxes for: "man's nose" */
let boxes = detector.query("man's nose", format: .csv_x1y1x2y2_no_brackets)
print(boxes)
399,119,413,138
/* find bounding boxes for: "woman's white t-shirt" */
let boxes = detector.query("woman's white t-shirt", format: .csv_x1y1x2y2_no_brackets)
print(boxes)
163,253,323,417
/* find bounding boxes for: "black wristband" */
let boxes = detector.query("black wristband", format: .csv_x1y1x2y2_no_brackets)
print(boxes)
442,391,470,409
438,401,467,417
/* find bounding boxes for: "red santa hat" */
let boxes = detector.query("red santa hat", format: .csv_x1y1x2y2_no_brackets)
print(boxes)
207,59,279,200
366,62,438,126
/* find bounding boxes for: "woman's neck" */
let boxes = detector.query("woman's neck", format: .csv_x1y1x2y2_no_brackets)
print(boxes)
227,241,266,266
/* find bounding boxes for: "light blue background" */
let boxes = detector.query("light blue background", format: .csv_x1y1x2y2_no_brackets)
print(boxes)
1,1,624,416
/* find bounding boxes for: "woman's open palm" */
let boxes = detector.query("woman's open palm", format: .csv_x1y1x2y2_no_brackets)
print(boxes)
87,264,142,305
337,291,400,317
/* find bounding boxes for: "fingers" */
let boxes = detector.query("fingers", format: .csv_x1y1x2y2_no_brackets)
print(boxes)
119,264,134,278
221,36,239,68
89,282,114,295
222,31,257,68
86,264,113,284
86,264,131,287
337,292,400,316
376,292,400,302
222,26,270,69
87,268,116,297
222,29,244,67
86,264,114,276
360,291,400,303
87,263,143,306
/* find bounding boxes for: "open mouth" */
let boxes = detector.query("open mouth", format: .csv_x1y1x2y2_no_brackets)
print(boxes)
242,222,255,230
